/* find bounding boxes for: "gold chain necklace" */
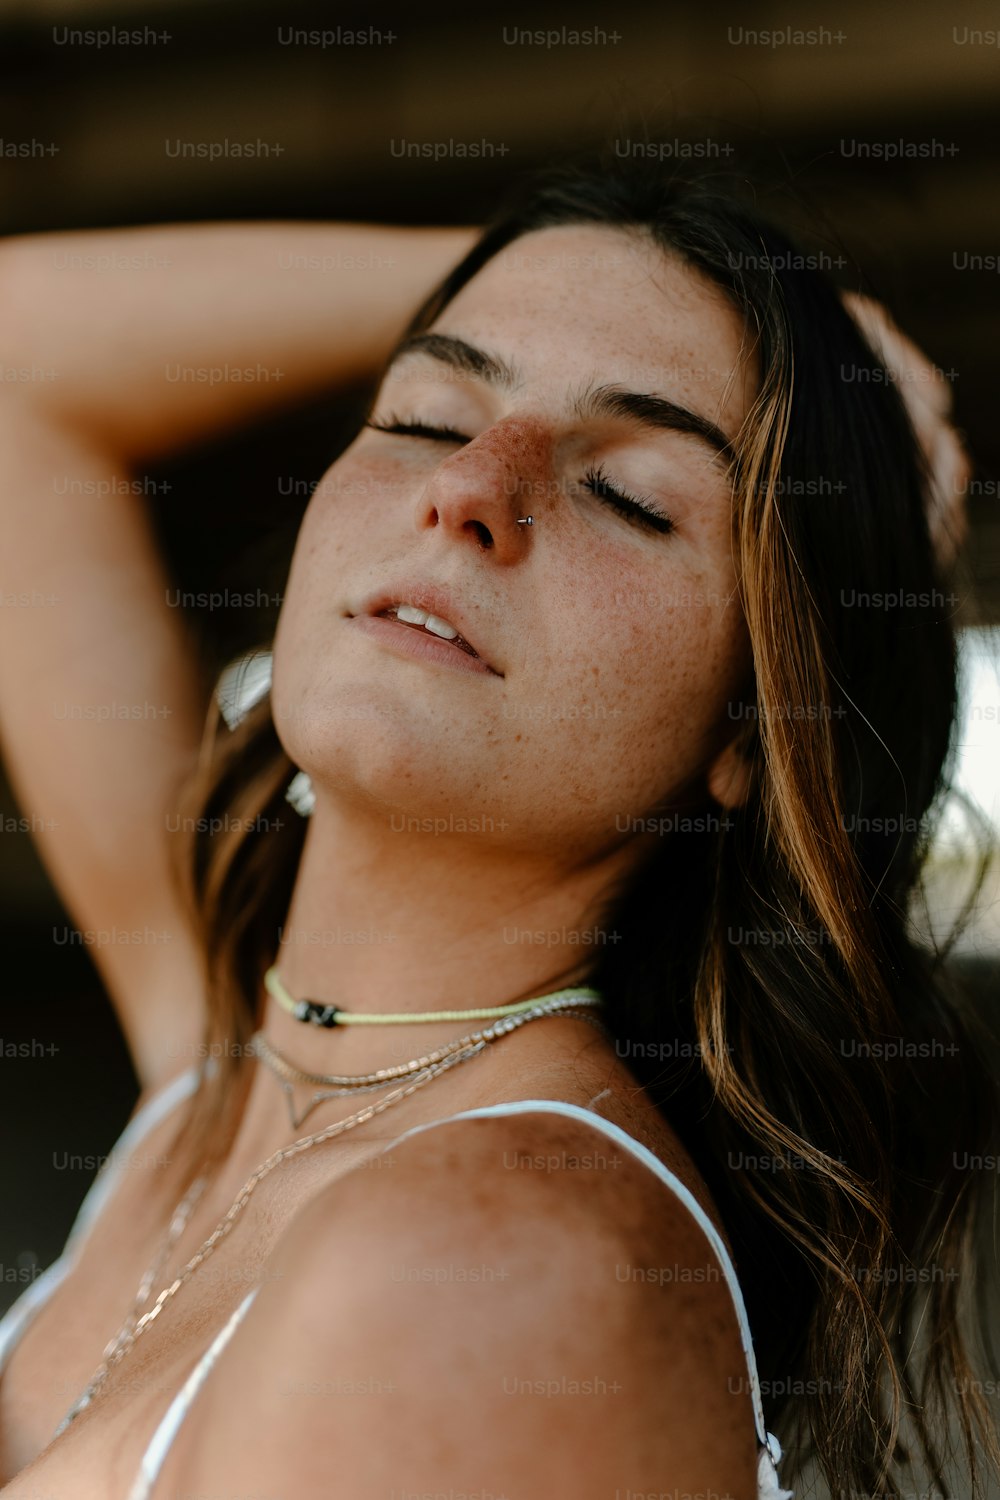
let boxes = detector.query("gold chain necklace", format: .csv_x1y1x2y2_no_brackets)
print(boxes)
250,1001,608,1127
53,995,607,1437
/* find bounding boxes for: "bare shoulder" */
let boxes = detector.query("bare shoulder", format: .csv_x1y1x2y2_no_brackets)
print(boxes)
170,1109,761,1499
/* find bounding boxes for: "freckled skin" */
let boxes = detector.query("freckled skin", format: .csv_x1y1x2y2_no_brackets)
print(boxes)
245,221,761,1096
133,227,769,1500
273,224,756,864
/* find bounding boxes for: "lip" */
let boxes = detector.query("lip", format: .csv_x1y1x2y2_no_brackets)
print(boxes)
349,614,499,676
347,582,503,677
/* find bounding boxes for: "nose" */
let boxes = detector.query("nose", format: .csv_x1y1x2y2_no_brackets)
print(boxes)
416,417,552,558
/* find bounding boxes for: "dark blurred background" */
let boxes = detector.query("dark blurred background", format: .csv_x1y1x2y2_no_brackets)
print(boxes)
0,0,997,1413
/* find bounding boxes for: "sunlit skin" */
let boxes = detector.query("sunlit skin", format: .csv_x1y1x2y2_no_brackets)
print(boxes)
236,222,760,1155
0,213,977,1499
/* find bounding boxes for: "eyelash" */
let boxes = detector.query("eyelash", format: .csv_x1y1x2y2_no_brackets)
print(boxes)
364,416,675,536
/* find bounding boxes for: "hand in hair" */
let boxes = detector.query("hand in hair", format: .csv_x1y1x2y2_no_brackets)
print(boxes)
841,291,971,569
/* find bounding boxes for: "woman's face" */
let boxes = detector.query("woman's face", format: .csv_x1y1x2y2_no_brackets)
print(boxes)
272,223,757,861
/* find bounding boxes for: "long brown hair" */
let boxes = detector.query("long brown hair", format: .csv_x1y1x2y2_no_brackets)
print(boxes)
164,153,1000,1499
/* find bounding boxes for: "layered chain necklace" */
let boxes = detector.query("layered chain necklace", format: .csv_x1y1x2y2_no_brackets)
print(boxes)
53,970,607,1438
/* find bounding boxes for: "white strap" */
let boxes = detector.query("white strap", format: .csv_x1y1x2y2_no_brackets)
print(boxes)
383,1097,777,1454
127,1287,261,1500
62,1065,203,1257
0,1065,202,1377
124,1093,792,1498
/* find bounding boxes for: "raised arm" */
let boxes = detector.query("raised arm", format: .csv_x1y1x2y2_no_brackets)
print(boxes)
0,221,476,1093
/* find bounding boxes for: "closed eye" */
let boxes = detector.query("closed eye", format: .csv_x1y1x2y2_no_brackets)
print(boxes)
578,464,674,535
364,416,675,536
365,417,470,443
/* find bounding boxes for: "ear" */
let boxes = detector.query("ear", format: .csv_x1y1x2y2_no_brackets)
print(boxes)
705,736,754,810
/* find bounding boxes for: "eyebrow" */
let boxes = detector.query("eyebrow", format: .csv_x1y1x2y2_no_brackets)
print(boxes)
387,331,737,470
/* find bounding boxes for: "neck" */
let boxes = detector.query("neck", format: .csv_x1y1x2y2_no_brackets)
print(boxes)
259,792,633,1077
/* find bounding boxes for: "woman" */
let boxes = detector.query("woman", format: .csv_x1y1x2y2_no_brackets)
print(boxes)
0,156,995,1500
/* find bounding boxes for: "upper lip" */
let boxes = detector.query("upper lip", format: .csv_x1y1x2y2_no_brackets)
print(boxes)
350,582,502,675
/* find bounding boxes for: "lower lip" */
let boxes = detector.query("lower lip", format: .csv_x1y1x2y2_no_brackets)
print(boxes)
349,614,499,676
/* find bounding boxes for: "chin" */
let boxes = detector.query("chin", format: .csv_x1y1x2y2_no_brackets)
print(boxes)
271,683,453,817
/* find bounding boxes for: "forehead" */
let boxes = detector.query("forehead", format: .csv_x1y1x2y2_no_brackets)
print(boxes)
424,223,755,431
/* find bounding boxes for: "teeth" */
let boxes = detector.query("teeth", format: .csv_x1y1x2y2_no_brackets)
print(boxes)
395,603,459,640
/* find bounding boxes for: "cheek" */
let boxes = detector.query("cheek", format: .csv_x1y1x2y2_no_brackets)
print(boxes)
270,481,351,739
279,455,379,622
539,589,749,790
293,441,400,553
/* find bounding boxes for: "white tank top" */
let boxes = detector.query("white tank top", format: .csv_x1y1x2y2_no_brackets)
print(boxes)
0,1067,793,1500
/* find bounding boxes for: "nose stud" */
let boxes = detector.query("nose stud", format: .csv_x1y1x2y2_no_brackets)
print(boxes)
516,516,534,526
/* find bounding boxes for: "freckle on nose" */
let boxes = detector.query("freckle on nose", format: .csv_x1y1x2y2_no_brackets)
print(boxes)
483,417,551,469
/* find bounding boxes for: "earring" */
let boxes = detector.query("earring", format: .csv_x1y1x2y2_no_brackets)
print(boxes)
285,769,315,818
214,649,314,819
215,649,273,729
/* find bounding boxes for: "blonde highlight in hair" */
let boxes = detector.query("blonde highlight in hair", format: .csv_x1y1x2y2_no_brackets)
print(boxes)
696,314,909,1482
